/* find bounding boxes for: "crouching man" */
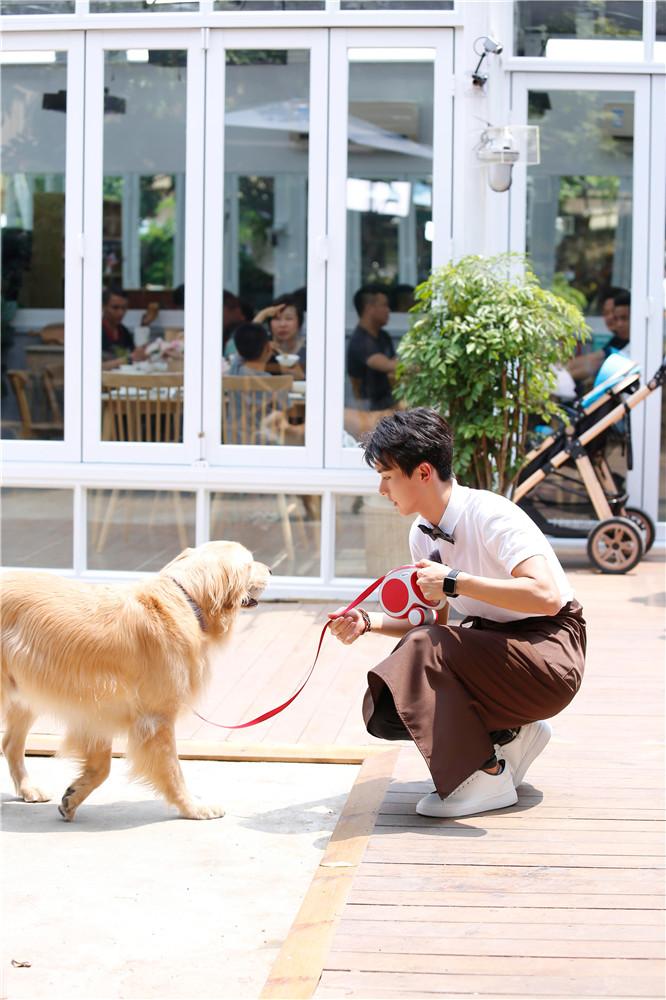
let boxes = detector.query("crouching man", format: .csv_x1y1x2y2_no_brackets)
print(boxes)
329,408,586,818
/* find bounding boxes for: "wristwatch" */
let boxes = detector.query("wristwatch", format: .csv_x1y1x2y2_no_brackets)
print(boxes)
442,569,461,598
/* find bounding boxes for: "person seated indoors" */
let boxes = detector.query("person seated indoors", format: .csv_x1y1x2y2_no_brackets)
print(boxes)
567,288,631,388
347,284,397,412
101,287,159,371
254,293,307,379
225,321,294,445
222,290,255,357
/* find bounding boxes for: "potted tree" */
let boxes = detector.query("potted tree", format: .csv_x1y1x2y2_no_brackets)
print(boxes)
395,253,589,495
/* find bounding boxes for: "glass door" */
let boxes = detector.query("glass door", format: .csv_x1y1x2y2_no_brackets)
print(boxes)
510,72,652,509
82,30,205,464
325,28,454,469
202,29,328,469
1,31,84,463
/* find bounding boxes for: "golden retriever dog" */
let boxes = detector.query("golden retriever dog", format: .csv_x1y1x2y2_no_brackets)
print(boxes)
1,541,270,821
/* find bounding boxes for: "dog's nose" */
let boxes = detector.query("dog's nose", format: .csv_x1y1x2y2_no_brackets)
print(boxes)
268,568,273,575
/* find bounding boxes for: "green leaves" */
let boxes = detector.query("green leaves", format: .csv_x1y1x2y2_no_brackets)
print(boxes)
395,253,590,494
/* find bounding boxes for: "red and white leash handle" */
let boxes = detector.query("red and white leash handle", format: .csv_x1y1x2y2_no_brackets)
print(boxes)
193,565,441,730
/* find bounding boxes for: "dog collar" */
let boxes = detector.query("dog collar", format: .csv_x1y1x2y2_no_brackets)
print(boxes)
168,577,207,631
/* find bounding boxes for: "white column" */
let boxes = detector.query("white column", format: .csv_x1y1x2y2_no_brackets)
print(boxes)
173,172,186,287
121,173,141,289
273,173,307,295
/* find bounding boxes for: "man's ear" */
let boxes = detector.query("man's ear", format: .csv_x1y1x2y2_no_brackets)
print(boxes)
418,462,432,482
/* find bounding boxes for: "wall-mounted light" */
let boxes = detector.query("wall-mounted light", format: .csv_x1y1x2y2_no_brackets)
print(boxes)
471,35,503,89
475,125,540,192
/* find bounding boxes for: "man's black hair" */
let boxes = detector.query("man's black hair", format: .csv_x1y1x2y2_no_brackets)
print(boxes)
234,321,269,362
102,286,127,306
613,290,631,308
353,283,390,318
362,408,453,481
598,286,622,307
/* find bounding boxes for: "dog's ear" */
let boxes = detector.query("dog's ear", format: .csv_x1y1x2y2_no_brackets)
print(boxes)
204,557,250,621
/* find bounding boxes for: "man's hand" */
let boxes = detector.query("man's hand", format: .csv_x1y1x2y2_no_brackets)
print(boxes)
328,608,366,645
415,559,450,602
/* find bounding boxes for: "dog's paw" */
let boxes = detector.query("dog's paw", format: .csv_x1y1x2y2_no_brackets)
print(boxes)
179,801,225,820
58,789,77,821
19,784,51,803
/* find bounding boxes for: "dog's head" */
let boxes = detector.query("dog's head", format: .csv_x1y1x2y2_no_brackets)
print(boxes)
162,541,271,629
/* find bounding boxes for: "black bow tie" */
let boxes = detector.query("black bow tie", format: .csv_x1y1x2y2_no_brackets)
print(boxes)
418,523,455,544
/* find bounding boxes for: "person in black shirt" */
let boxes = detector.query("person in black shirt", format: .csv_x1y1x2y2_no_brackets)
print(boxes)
347,285,397,411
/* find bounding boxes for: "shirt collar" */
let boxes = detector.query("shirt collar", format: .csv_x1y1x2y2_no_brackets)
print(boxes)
438,478,466,538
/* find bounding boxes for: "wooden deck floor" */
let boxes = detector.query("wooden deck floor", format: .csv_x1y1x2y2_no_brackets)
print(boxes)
313,550,666,999
20,547,666,997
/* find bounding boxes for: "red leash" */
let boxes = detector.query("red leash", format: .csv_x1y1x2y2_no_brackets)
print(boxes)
193,573,387,730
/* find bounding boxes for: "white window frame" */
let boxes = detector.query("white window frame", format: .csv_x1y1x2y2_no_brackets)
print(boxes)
201,28,328,469
1,31,84,465
509,72,654,514
325,26,455,470
82,29,205,465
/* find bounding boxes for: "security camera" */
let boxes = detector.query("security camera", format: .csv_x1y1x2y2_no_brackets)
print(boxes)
471,36,504,88
481,36,504,55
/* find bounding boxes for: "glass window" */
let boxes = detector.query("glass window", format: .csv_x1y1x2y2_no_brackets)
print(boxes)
526,89,634,391
659,201,666,521
334,493,411,577
514,1,643,60
87,489,195,571
91,1,198,11
215,2,324,8
342,50,434,448
0,1,74,11
342,1,452,7
1,488,73,568
1,51,67,443
221,50,310,448
210,492,321,576
99,50,187,443
656,0,666,61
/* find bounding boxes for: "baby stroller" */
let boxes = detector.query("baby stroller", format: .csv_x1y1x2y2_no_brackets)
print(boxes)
514,352,665,573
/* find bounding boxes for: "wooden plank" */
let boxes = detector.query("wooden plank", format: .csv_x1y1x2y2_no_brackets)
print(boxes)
317,970,665,998
335,918,666,943
326,952,665,977
346,889,663,909
341,903,664,925
22,735,386,765
329,933,664,959
362,851,664,868
350,865,662,891
260,749,399,1000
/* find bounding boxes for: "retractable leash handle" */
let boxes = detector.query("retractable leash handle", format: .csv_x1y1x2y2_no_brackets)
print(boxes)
193,564,443,730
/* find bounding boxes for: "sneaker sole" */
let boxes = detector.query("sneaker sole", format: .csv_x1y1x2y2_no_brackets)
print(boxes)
416,786,517,819
511,721,552,787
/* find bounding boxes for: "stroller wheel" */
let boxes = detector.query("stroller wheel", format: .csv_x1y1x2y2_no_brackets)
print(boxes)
623,507,656,553
587,517,644,574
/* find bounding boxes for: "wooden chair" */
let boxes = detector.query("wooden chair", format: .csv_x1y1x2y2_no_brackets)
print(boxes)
101,372,183,443
217,373,307,571
222,373,293,446
43,363,64,425
6,369,64,440
94,372,188,554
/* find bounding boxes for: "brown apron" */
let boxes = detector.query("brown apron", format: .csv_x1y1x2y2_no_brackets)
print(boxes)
363,601,586,797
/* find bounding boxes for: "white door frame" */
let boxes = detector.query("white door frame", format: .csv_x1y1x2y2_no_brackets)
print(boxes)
82,29,205,465
1,31,84,465
509,71,653,512
325,27,455,471
202,28,328,470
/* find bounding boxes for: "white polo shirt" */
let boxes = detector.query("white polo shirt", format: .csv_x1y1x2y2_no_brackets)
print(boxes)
409,479,574,623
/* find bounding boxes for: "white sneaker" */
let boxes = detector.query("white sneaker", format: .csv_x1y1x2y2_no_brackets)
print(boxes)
498,721,552,787
416,763,517,818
